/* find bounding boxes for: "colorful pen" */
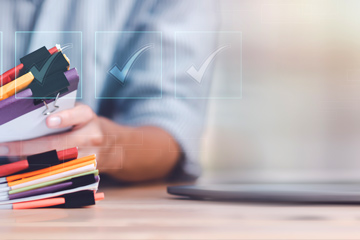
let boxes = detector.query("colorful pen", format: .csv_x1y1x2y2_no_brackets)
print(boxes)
0,45,62,87
0,72,34,101
0,52,70,101
0,147,78,178
0,191,104,209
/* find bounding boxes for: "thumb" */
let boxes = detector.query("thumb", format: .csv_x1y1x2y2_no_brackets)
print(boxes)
47,104,95,129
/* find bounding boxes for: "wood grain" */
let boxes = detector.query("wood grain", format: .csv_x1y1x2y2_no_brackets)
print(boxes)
1,183,360,239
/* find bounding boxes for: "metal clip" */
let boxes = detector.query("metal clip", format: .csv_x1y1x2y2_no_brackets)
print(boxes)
42,92,60,116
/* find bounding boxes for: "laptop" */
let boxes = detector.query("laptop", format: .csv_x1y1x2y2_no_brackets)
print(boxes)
167,183,360,203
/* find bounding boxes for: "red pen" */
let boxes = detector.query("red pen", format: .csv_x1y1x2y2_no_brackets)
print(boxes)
0,45,61,87
0,147,78,177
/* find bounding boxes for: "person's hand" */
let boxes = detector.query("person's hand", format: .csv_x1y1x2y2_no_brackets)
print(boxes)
0,103,180,182
0,103,121,170
0,102,99,153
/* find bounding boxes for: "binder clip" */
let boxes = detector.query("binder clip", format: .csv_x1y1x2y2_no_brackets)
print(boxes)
19,46,71,115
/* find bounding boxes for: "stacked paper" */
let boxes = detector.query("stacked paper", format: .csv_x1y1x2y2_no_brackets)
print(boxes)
0,148,104,209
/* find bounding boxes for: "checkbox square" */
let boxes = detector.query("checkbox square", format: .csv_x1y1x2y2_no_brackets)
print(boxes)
175,31,242,99
95,31,162,99
14,31,83,100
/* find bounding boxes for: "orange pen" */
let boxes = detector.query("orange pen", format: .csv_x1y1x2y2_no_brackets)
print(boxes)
4,154,95,183
0,72,34,101
0,51,70,102
7,159,97,187
0,45,62,87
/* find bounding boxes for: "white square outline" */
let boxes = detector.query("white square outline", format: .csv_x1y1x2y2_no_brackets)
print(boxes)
14,31,83,100
175,31,242,100
94,31,163,100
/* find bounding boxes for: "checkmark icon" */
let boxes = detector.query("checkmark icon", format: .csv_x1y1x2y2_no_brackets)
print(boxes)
186,46,229,84
30,52,59,84
109,45,153,84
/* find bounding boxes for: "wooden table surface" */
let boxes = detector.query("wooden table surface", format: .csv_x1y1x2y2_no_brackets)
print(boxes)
2,183,360,240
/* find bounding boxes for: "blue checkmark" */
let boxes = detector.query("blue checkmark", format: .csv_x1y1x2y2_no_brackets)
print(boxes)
109,45,152,84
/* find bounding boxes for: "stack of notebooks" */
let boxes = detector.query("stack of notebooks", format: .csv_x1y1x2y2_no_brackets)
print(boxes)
0,147,104,209
0,44,79,142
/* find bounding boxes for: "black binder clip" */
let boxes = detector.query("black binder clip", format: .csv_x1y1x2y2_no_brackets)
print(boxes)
19,46,71,114
63,190,96,208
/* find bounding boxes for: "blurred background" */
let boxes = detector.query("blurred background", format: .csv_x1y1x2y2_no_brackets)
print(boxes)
201,0,360,182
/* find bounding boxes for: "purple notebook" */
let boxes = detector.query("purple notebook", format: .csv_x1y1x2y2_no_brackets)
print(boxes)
9,175,99,200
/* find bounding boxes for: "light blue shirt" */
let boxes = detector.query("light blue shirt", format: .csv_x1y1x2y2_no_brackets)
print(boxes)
0,0,219,180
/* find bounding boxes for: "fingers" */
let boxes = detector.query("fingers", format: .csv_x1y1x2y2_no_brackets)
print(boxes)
46,104,95,129
0,119,103,157
0,134,69,157
0,103,101,158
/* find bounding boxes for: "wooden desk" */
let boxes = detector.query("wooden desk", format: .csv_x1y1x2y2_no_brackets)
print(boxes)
1,183,360,239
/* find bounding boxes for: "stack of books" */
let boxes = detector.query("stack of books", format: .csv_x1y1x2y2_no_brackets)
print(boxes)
0,147,104,209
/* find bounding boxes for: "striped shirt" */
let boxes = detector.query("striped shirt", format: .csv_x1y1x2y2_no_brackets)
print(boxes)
0,0,219,180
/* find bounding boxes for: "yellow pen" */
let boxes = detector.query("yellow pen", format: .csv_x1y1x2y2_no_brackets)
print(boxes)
0,72,34,101
0,49,70,101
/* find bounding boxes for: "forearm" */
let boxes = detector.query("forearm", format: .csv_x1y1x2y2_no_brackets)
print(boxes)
98,117,180,182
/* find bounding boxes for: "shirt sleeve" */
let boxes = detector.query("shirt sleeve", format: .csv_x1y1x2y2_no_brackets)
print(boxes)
97,0,220,181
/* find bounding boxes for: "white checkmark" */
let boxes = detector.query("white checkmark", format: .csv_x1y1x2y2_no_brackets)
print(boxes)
109,45,153,84
186,46,229,83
